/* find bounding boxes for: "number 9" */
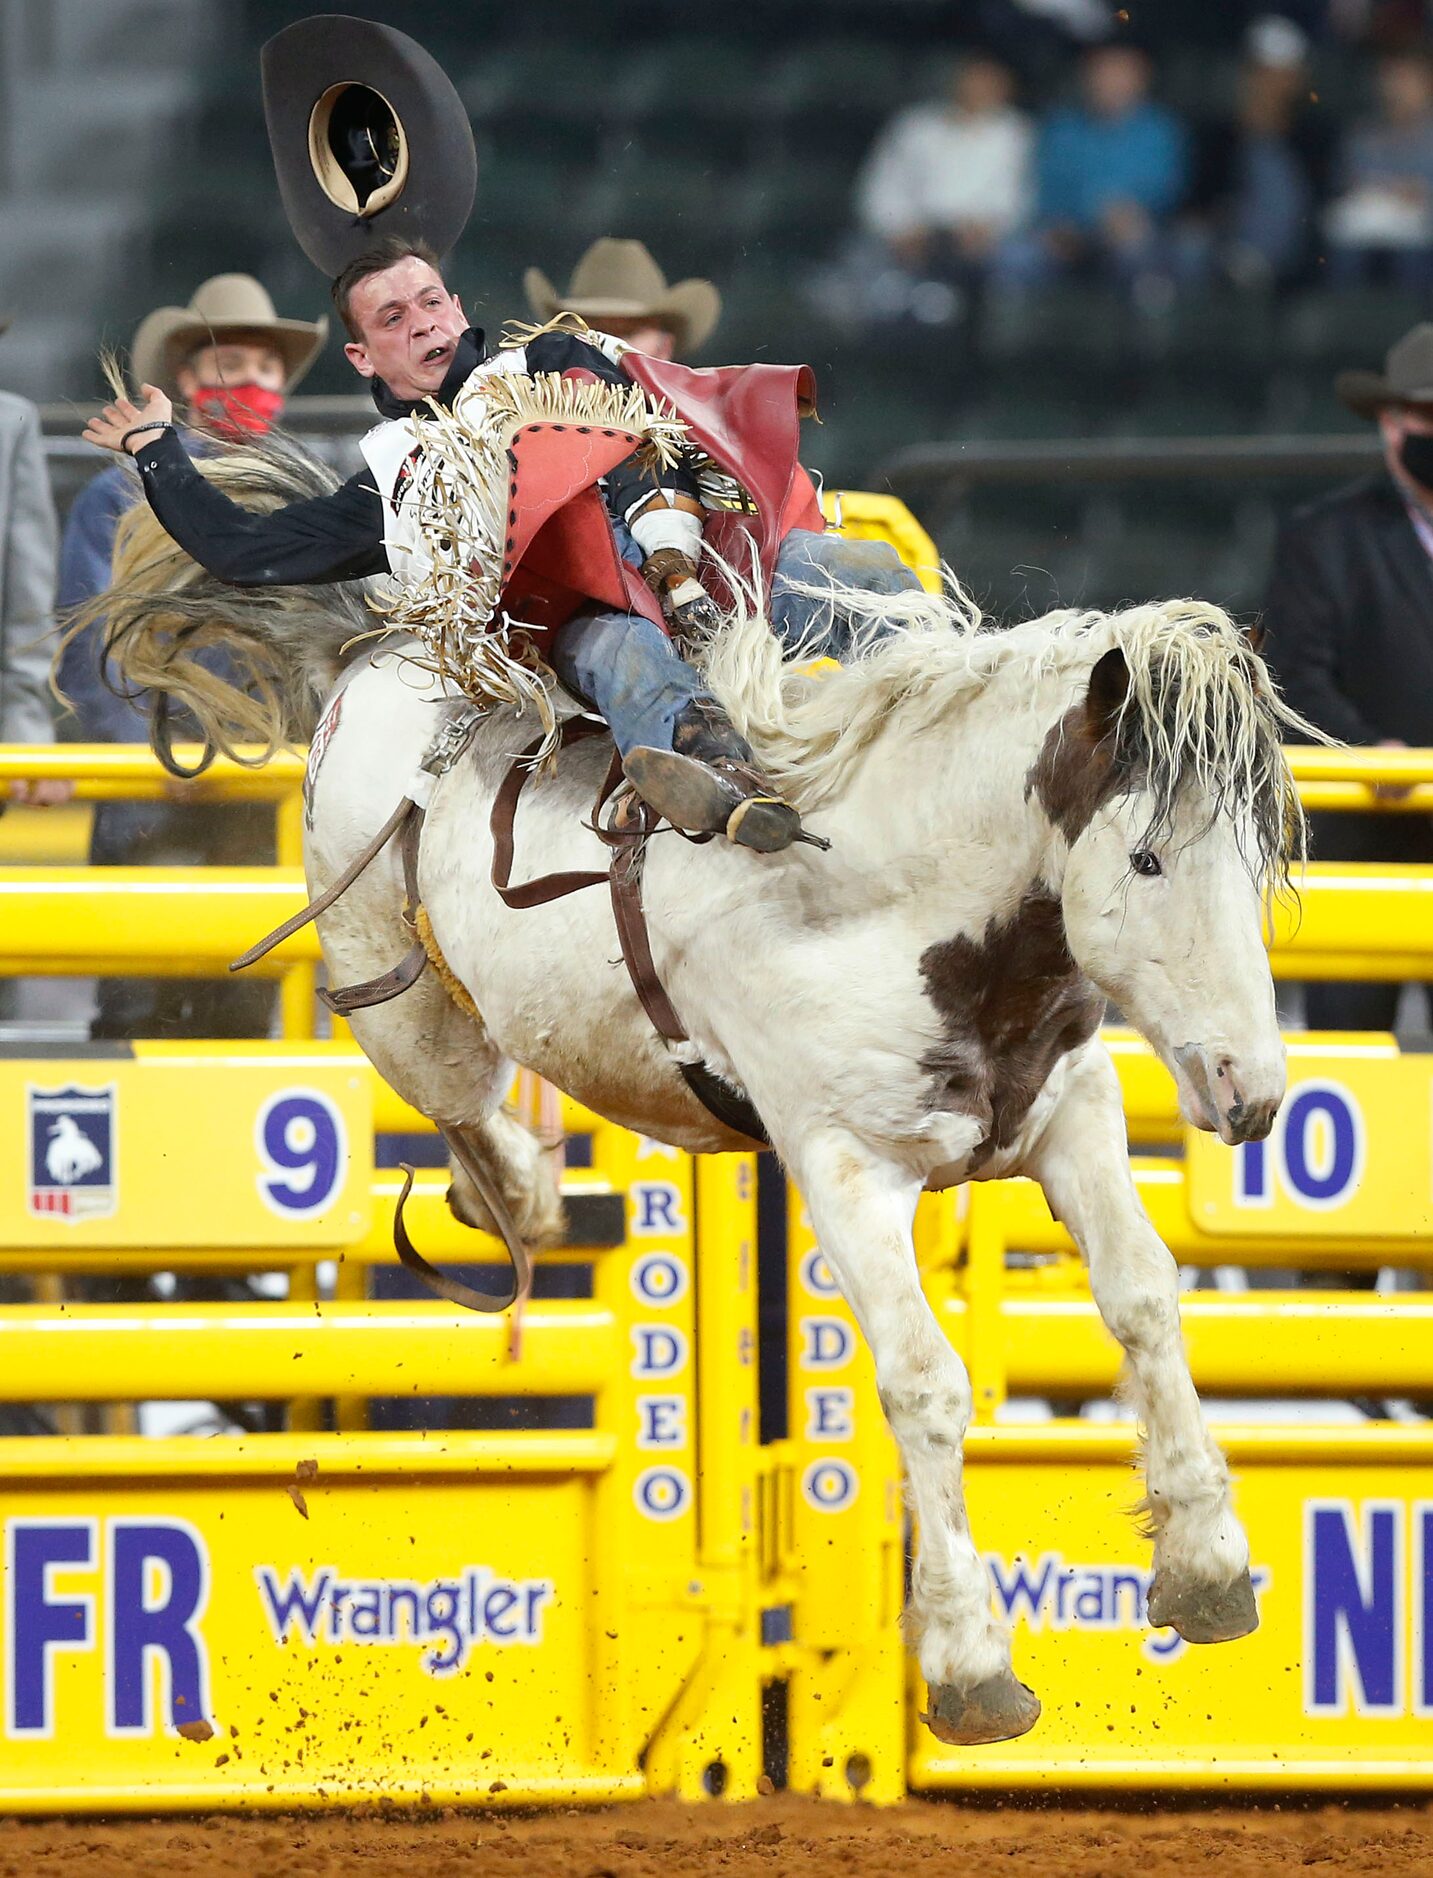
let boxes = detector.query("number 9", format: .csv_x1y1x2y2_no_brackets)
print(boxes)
256,1090,346,1217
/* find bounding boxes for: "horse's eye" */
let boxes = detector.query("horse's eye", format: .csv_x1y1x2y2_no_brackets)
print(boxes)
1130,849,1162,878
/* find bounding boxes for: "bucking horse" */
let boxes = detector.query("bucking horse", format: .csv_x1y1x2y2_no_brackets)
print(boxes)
81,394,1322,1747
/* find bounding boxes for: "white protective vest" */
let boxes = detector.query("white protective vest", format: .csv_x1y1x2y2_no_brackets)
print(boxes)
358,349,555,589
359,415,428,589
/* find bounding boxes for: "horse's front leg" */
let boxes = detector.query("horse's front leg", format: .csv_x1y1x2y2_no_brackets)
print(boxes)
793,1129,1040,1744
1026,1041,1258,1642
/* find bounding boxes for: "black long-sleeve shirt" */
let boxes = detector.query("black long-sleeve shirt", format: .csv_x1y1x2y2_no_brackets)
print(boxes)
131,326,699,588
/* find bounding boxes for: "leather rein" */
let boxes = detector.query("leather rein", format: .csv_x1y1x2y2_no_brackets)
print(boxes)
233,709,768,1315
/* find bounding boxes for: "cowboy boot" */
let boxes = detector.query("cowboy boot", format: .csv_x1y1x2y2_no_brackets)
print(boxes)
623,697,808,853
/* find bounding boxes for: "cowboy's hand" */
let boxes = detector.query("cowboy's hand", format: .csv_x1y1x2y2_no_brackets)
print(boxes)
83,384,173,455
7,778,75,807
666,576,722,638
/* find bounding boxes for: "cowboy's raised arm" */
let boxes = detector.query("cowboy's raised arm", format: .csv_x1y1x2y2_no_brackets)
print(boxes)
83,385,386,586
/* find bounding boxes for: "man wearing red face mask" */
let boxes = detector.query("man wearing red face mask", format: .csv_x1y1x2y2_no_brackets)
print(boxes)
58,274,327,1041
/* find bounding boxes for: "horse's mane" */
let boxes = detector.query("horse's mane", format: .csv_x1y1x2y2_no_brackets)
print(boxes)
74,427,1326,892
696,563,1329,894
57,434,382,773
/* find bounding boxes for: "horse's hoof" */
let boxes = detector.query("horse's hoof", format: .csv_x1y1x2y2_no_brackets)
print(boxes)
1148,1567,1259,1643
922,1671,1041,1745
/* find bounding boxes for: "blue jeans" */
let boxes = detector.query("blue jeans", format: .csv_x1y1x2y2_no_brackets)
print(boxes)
550,529,920,756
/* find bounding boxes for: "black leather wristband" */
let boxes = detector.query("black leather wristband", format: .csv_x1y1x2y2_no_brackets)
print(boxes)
121,420,172,451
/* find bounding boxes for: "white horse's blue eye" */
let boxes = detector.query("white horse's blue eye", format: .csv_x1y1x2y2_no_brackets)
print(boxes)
1130,849,1162,877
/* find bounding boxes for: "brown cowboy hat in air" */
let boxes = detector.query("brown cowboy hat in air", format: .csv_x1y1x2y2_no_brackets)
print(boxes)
1336,323,1433,418
523,239,721,356
130,274,328,399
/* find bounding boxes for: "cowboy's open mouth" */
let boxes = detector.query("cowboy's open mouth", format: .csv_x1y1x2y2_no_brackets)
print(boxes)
422,343,452,364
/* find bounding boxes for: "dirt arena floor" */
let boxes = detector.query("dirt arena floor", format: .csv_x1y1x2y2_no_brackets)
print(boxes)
3,1796,1432,1877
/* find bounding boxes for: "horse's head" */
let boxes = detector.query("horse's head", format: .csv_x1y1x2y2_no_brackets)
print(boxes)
1035,621,1313,1147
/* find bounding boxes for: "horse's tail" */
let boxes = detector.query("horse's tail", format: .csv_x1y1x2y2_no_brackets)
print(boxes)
58,434,381,776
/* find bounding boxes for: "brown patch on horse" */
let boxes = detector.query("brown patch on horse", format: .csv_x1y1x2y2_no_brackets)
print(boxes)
919,889,1104,1161
1025,644,1132,843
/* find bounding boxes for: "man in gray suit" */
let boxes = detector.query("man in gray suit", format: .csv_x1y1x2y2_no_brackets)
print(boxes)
0,376,63,803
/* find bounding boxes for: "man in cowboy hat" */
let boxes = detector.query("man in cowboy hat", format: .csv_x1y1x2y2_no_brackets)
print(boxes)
1261,321,1433,1029
524,239,721,362
59,273,327,1039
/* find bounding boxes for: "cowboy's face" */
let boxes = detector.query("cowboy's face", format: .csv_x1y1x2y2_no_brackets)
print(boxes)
176,342,287,400
1380,401,1433,491
343,257,467,398
592,316,676,362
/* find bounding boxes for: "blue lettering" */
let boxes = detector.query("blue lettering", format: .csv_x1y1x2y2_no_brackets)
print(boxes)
637,1396,686,1448
422,1584,464,1673
800,1250,840,1297
256,1090,345,1217
1236,1136,1271,1206
633,1184,684,1235
800,1318,852,1368
5,1520,94,1736
632,1326,688,1377
255,1564,331,1643
484,1586,520,1639
631,1253,686,1304
806,1387,853,1440
634,1466,691,1521
987,1554,1058,1625
1308,1502,1401,1714
1282,1086,1361,1208
1420,1506,1432,1715
109,1520,209,1734
802,1460,857,1510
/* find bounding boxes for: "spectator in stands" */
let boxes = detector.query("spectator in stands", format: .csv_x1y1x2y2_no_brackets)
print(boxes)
994,39,1193,299
852,54,1034,290
0,343,64,809
523,239,720,361
1324,46,1433,287
1188,15,1336,288
1260,323,1433,1029
58,274,326,1040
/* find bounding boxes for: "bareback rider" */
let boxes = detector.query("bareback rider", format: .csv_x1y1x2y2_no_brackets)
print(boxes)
83,17,923,854
82,239,805,853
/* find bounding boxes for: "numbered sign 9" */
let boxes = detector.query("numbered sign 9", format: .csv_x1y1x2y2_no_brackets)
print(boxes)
255,1089,347,1218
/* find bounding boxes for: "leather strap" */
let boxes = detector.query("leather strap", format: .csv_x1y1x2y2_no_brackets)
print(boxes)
608,812,688,1043
230,793,418,973
487,723,770,1148
392,1122,534,1314
490,718,613,908
318,796,431,1014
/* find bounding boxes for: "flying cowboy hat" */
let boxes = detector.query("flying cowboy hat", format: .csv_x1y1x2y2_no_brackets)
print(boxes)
261,14,477,279
130,275,328,399
1336,323,1433,418
523,240,722,357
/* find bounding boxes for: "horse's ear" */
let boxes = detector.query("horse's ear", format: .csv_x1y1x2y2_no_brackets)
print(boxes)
1085,646,1130,739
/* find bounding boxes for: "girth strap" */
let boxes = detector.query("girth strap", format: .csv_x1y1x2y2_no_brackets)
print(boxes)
488,729,770,1148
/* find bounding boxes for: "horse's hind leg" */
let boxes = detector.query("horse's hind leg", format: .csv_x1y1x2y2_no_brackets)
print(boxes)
445,1104,565,1250
792,1129,1039,1746
1027,1041,1257,1644
328,934,562,1256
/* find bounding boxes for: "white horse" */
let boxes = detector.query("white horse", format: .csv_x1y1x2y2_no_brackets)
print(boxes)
93,461,1315,1745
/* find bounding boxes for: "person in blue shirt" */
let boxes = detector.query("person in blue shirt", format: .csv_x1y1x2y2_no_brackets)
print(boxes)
58,274,326,1039
994,41,1193,295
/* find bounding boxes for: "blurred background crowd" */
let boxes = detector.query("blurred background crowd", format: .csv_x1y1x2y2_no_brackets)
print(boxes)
2,0,1432,619
4,0,1433,1044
